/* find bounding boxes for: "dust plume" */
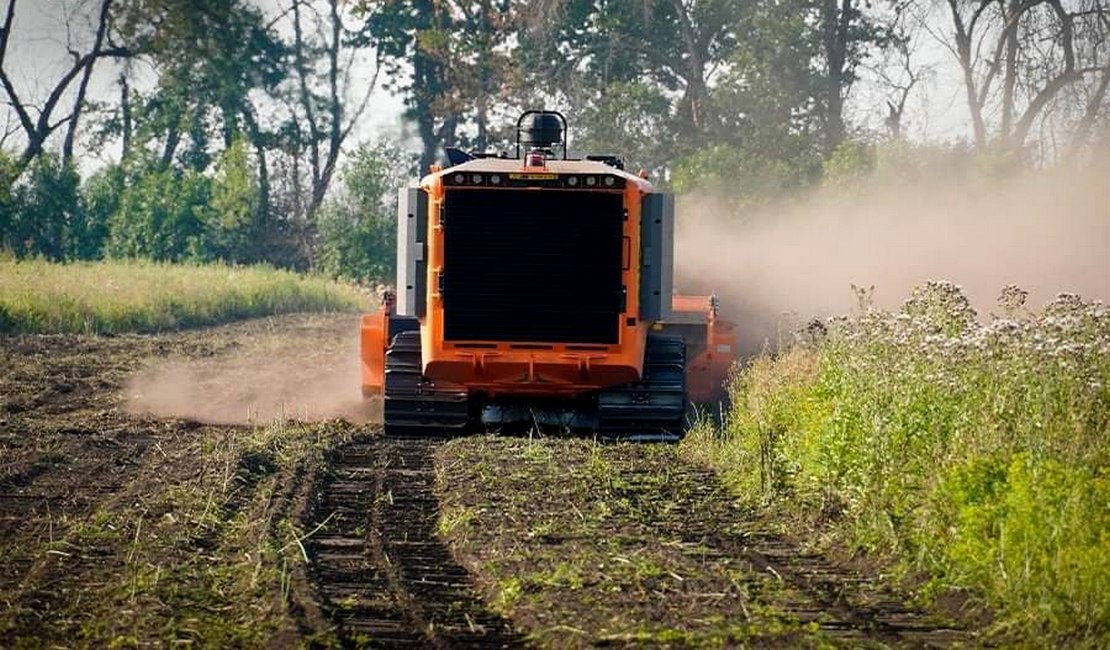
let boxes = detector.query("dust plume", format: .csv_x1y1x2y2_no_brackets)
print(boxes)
675,155,1110,354
126,315,376,425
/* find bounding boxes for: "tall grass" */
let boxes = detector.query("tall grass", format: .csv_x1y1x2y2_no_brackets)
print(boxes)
0,258,366,334
685,282,1109,644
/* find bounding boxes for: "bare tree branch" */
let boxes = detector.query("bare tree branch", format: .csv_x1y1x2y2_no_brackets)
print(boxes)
0,0,130,171
63,0,113,166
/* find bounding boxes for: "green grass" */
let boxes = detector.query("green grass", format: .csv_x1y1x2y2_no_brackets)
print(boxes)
683,282,1109,645
0,257,366,334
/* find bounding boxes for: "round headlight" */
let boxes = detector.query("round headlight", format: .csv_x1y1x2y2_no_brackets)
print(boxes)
585,176,597,187
603,176,616,186
566,176,579,187
453,173,465,184
489,174,502,185
471,173,483,184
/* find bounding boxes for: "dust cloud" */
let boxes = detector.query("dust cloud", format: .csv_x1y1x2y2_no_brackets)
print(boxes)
126,315,376,425
675,155,1110,354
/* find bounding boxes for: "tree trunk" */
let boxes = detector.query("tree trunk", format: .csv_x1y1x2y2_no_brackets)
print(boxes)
821,0,850,156
999,0,1020,147
120,74,132,158
949,0,988,149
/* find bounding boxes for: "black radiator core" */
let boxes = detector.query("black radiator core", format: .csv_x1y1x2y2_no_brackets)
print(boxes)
443,189,624,343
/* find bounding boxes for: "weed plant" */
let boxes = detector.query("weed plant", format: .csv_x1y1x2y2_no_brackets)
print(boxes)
0,257,365,334
685,281,1109,644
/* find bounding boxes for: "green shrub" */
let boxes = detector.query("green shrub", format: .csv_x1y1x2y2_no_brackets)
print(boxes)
685,282,1110,643
313,141,406,284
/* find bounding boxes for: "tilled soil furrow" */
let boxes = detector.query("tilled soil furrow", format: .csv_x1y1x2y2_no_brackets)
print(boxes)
306,436,523,649
436,437,976,648
604,460,967,647
617,455,970,648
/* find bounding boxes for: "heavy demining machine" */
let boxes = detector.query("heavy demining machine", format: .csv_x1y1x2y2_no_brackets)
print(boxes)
360,111,736,438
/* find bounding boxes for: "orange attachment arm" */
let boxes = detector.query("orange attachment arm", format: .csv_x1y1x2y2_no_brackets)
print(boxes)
360,310,388,397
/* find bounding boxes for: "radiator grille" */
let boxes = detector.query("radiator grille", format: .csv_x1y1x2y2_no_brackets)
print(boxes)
443,189,624,344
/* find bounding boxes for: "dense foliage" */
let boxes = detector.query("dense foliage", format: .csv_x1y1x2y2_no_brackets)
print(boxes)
685,282,1109,643
2,1,1105,279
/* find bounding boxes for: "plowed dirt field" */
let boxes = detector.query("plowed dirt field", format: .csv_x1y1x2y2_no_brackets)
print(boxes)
0,314,975,647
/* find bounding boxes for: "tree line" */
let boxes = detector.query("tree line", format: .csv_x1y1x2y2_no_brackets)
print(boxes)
1,0,1107,282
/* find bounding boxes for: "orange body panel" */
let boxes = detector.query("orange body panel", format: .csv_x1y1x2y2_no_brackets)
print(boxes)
359,311,387,397
669,295,738,403
685,317,737,402
418,159,655,399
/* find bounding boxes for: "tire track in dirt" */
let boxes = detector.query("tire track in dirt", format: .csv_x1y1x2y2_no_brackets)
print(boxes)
646,473,969,647
305,435,523,648
436,437,974,648
608,452,970,648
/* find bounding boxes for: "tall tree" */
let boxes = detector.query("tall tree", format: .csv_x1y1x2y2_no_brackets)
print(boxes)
940,0,1109,159
521,0,743,142
115,0,286,169
287,0,380,219
356,0,516,174
818,0,884,155
0,0,130,172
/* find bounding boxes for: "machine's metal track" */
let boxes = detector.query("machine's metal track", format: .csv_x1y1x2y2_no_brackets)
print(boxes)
597,333,687,439
385,331,687,439
383,331,470,435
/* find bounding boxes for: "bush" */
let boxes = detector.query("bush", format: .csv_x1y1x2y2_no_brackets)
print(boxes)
685,282,1110,643
1,155,84,260
106,164,213,262
313,142,406,284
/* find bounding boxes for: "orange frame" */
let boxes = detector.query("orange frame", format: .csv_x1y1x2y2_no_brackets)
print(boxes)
417,163,654,398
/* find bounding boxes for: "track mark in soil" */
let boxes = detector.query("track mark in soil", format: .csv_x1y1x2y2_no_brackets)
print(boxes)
306,435,523,648
437,437,972,648
620,455,972,647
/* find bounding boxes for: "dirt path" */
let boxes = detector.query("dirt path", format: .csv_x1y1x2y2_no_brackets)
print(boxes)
0,315,366,645
1,314,975,647
436,437,972,648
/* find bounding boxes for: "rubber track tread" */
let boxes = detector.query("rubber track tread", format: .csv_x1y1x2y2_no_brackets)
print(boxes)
597,333,687,438
384,331,470,434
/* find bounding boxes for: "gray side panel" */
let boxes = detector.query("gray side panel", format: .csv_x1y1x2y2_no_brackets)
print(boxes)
639,193,674,321
394,183,427,318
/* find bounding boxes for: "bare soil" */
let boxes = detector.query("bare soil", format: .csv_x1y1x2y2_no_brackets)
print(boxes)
435,437,974,648
1,314,977,647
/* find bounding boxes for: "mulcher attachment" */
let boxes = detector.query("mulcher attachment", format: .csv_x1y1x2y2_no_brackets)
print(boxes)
383,330,470,435
597,334,687,440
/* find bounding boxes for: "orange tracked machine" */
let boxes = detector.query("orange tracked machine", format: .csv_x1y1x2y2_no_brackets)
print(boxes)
360,112,735,437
